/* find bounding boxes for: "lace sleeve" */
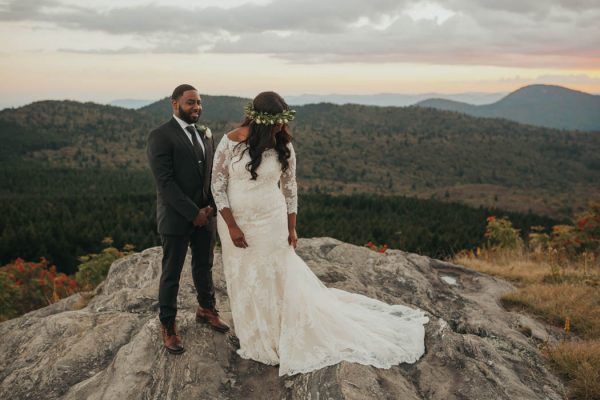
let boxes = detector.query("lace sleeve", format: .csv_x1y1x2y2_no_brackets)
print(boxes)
211,136,231,211
281,142,298,214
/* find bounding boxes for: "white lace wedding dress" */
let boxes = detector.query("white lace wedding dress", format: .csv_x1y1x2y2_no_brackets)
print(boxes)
211,135,430,376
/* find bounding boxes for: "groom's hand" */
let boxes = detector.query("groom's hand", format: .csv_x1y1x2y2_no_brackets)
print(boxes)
193,207,212,227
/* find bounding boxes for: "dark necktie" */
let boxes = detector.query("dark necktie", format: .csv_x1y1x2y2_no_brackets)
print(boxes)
185,125,205,163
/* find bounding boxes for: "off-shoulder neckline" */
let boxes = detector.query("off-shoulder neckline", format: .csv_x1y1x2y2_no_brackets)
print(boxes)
224,135,244,143
223,135,293,151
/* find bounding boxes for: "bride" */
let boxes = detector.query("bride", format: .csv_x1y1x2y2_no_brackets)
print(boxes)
211,91,429,376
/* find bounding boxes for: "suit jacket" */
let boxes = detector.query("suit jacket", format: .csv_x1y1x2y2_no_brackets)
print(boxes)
146,117,215,235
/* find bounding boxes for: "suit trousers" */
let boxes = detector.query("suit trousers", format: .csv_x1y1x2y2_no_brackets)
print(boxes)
158,217,216,326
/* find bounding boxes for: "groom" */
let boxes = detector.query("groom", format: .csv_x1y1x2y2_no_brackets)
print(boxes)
147,84,229,355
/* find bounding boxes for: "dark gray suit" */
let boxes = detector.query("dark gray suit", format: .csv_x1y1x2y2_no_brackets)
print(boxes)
147,117,216,325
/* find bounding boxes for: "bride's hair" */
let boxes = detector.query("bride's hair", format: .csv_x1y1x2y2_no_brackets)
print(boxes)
238,91,293,180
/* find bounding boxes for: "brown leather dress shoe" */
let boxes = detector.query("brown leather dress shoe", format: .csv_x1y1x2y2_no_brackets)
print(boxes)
160,320,185,354
196,306,230,333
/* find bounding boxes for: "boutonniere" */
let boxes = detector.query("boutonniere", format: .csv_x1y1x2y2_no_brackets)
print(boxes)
197,125,212,139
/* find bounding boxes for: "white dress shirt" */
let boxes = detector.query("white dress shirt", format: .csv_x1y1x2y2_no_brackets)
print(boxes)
173,114,205,154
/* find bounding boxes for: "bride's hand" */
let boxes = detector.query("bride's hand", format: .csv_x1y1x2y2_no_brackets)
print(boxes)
229,225,248,248
288,228,298,248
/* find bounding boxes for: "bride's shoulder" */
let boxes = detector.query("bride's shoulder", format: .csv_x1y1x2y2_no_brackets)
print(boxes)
226,127,249,143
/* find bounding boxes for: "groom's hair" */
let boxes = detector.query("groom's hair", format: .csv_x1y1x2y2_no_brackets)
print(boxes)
171,84,197,100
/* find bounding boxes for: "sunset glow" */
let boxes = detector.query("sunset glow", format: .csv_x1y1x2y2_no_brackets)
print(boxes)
1,0,599,108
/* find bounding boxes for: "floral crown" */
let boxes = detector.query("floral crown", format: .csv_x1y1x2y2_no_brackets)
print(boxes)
244,102,296,125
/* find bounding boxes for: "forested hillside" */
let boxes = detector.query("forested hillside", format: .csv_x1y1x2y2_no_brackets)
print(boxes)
2,96,598,217
0,96,594,272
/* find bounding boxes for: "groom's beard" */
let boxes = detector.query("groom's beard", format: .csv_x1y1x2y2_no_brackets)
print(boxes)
178,105,201,124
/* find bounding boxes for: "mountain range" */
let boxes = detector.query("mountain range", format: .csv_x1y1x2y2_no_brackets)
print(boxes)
108,92,507,110
108,85,600,133
417,85,600,131
109,99,154,109
1,89,598,218
284,92,508,107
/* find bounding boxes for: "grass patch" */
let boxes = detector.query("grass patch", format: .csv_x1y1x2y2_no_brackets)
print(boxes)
454,250,600,399
543,340,600,400
500,283,600,339
454,254,550,284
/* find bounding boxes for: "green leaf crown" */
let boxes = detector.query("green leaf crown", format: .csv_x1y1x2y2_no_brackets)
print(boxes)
244,102,296,125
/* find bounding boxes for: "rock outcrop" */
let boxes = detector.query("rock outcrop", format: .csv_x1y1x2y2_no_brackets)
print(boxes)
0,238,566,399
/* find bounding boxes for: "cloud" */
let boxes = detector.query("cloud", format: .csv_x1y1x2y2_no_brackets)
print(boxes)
1,0,599,68
0,0,408,34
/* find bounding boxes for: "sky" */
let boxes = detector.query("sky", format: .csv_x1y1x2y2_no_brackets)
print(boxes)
1,0,599,108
